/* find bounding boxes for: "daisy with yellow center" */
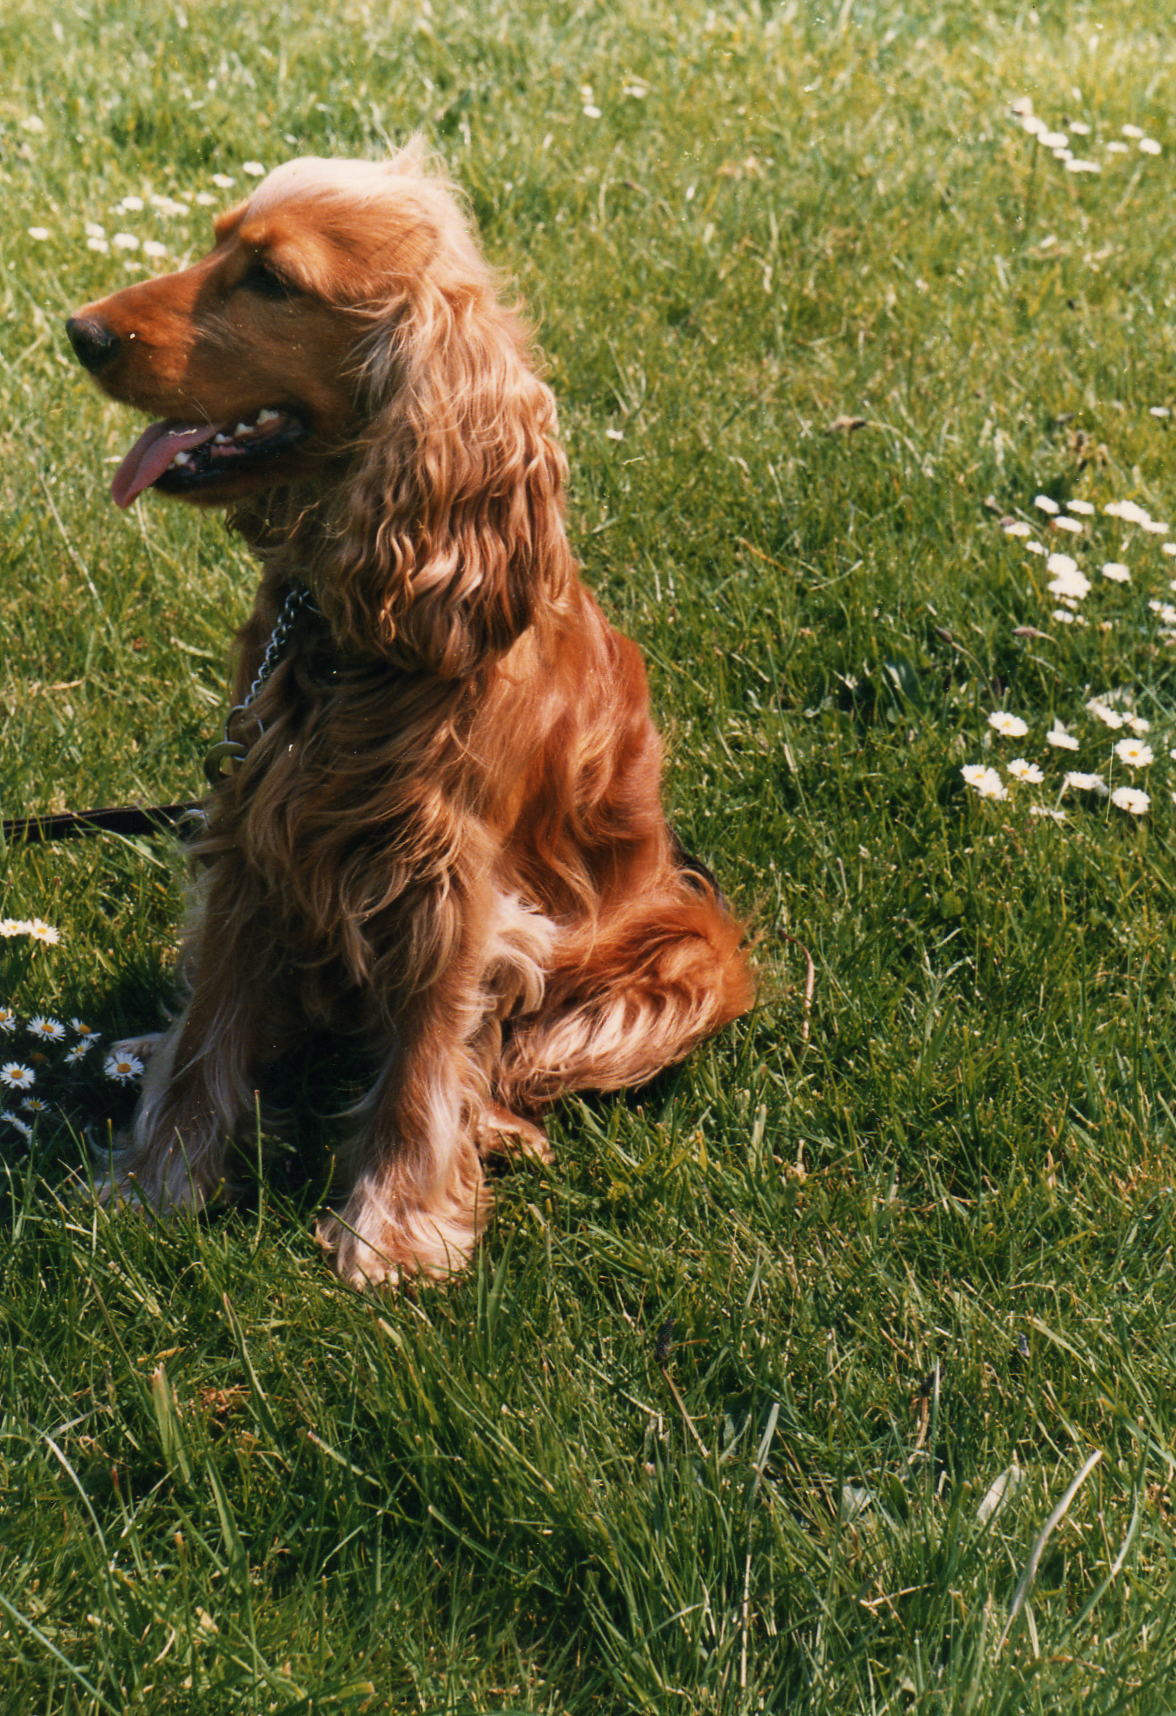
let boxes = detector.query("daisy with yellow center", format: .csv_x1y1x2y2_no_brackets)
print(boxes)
1,1063,36,1090
988,711,1030,738
1114,738,1154,767
103,1052,144,1083
28,1017,65,1042
24,920,61,946
962,764,1008,800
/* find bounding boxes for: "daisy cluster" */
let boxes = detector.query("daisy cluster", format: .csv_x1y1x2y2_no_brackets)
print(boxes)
0,1007,143,1145
27,162,267,273
1010,97,1162,174
1000,489,1176,636
963,697,1159,818
957,471,1176,818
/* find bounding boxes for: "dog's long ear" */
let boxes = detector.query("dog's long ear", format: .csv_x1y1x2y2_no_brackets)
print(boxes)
326,264,573,678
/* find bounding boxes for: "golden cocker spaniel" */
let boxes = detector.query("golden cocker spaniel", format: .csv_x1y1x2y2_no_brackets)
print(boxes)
67,143,752,1286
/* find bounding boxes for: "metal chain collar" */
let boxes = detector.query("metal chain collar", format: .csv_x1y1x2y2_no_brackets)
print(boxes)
203,583,319,785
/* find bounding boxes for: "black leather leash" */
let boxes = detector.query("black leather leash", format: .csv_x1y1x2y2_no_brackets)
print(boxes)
2,584,317,848
1,802,200,844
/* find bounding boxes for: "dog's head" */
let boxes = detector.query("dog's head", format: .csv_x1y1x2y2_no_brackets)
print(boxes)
68,146,480,508
68,145,572,674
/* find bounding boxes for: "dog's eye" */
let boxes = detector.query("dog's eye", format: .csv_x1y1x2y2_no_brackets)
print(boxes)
239,259,299,300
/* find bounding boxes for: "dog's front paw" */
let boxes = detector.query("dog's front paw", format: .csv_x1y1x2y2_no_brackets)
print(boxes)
316,1179,485,1290
316,1210,405,1289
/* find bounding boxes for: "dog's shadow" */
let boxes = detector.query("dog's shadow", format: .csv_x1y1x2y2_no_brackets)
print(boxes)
3,950,698,1246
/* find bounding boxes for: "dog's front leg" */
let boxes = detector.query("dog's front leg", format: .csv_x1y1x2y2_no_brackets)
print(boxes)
96,983,263,1213
96,868,281,1213
318,916,493,1288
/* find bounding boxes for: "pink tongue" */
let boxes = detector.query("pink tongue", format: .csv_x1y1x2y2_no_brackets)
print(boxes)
111,420,225,508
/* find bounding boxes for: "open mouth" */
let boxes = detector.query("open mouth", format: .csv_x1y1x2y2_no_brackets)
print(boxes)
111,408,309,507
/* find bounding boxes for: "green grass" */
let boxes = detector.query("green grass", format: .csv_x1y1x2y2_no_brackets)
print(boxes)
4,0,1176,1708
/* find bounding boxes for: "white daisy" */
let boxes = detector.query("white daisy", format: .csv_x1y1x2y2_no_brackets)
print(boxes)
1139,138,1162,156
1086,699,1124,728
1053,516,1084,533
27,227,50,241
1047,723,1081,751
1124,715,1151,734
64,1043,91,1065
989,711,1030,738
242,160,266,177
1063,771,1108,794
1067,499,1095,515
1105,499,1151,526
116,194,145,212
1046,558,1091,600
70,1019,100,1039
103,1051,144,1083
0,1008,16,1034
1122,124,1145,140
962,764,1008,800
1150,406,1172,419
1025,540,1047,555
1003,520,1032,537
1029,805,1067,822
210,173,236,189
1111,786,1150,815
1034,494,1060,514
1101,562,1131,583
0,1063,36,1090
1114,738,1154,767
21,1097,50,1115
1007,759,1044,783
24,920,61,946
28,1017,65,1042
4,1115,33,1140
1143,520,1172,535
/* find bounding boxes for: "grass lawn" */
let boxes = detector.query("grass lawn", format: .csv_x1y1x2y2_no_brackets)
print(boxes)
3,0,1176,1708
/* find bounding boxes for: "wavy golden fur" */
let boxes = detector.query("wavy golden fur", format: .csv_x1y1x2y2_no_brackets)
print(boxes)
67,143,753,1286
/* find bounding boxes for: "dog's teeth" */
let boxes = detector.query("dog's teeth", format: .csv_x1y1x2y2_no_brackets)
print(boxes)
256,408,280,425
172,451,192,467
234,421,255,437
213,432,232,445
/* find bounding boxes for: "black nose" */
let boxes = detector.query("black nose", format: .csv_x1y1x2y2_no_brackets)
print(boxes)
65,316,121,373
